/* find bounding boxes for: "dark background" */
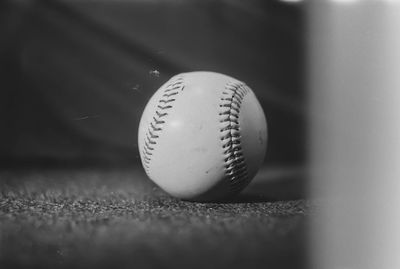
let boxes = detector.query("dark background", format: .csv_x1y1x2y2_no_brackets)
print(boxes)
0,0,305,168
0,1,308,269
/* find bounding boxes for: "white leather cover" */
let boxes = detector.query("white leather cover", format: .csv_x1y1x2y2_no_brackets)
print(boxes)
138,71,267,201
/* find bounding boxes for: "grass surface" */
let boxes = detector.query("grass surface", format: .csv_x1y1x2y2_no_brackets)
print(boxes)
0,168,310,269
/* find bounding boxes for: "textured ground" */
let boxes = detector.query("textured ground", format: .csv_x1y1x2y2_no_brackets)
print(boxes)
0,168,310,269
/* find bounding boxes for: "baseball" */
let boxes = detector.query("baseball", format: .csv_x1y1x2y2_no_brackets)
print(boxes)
138,71,267,201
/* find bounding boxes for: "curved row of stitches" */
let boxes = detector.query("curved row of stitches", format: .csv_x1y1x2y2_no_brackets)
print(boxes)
142,76,185,172
219,81,250,193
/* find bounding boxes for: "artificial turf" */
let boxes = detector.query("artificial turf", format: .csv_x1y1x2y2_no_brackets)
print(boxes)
0,168,310,269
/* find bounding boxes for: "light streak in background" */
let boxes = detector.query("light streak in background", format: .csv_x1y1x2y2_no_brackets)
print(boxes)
308,1,400,269
279,0,304,3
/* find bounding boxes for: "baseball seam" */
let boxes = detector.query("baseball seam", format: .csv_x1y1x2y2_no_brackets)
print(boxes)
142,76,185,172
219,81,250,194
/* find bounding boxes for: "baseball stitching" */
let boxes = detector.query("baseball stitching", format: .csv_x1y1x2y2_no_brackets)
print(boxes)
142,76,250,195
219,81,250,194
142,75,185,172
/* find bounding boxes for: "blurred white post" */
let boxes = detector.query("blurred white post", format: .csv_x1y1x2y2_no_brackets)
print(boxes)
308,1,400,269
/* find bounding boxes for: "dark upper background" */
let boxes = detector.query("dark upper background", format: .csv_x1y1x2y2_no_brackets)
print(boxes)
0,0,305,168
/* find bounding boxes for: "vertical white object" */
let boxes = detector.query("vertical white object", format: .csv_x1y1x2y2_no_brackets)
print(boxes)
309,2,400,269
